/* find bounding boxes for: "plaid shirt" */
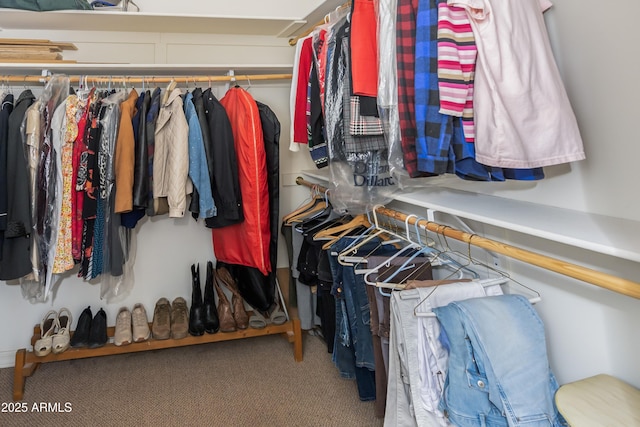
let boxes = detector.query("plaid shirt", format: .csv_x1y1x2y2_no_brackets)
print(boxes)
397,0,431,178
344,37,388,153
415,0,450,174
349,97,384,136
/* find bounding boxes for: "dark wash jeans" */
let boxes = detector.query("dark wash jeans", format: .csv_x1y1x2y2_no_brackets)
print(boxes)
328,236,396,401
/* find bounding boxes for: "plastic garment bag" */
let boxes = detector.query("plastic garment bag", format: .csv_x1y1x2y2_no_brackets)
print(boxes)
375,0,412,188
322,11,398,214
17,75,69,302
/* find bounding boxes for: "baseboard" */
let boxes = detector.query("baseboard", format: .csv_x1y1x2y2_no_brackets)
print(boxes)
0,350,15,368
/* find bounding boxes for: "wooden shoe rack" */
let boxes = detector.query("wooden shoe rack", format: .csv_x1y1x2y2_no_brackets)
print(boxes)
12,317,302,400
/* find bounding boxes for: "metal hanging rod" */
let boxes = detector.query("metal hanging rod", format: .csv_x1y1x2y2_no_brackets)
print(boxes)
295,176,640,299
0,73,292,85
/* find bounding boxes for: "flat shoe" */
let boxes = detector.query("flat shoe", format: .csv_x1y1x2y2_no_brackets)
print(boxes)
34,310,58,357
269,309,287,325
52,308,73,354
249,311,267,329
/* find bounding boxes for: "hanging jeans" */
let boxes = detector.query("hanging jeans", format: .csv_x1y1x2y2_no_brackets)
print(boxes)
434,295,564,427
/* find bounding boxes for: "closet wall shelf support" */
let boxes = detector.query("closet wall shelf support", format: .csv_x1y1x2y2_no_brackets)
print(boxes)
13,318,303,401
295,176,640,299
298,170,640,264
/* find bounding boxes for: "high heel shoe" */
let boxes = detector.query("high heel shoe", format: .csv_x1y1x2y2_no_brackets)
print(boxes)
52,308,73,354
34,310,58,357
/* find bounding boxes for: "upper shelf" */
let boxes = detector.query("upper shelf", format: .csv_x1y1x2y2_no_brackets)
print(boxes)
0,8,307,36
300,169,640,264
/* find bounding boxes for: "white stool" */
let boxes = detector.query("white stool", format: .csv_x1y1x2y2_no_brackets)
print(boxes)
555,374,640,426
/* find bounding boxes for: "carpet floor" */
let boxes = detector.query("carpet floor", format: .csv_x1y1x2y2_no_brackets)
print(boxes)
0,333,384,427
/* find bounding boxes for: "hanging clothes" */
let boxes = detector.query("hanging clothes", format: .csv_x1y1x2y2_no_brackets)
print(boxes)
114,88,138,214
0,93,13,261
0,90,34,281
256,100,281,305
450,0,585,168
184,91,215,219
211,86,271,276
52,94,81,274
201,87,243,229
153,87,191,218
145,87,161,217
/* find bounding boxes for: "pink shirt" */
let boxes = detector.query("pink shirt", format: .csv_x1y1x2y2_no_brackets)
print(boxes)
449,0,585,168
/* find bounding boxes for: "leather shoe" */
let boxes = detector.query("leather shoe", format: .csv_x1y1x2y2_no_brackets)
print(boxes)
70,306,92,348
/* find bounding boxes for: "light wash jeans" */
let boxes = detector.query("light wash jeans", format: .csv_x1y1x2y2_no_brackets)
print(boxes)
434,295,564,427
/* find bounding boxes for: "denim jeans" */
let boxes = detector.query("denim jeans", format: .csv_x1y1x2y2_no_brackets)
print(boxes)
327,236,396,401
434,295,564,427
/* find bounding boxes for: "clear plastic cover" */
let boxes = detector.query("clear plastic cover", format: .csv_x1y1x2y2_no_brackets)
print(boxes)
18,74,70,302
376,0,413,188
322,11,398,214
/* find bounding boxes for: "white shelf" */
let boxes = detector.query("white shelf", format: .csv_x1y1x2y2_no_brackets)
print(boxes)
300,169,640,263
0,8,307,36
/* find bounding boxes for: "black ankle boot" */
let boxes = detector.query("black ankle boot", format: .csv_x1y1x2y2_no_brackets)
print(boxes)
203,261,220,334
70,306,92,348
189,263,205,336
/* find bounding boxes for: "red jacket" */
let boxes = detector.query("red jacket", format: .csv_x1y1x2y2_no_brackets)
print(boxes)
211,87,271,275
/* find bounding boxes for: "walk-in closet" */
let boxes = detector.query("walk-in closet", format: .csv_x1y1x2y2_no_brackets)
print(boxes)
0,0,638,425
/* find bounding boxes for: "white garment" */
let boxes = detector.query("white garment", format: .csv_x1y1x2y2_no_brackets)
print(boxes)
450,0,585,168
376,0,398,109
386,289,452,427
415,282,503,422
288,36,311,152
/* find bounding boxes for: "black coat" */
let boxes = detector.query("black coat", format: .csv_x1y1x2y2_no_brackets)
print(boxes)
0,93,14,263
0,90,34,280
257,101,280,295
145,87,161,216
201,88,243,229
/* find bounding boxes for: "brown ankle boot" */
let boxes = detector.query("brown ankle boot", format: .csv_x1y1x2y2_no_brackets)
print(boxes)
217,267,249,330
214,273,236,332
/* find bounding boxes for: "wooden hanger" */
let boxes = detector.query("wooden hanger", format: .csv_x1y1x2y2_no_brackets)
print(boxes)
282,186,324,223
285,196,330,224
312,214,372,250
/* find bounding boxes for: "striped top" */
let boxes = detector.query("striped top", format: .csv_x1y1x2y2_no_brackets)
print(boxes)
437,2,476,142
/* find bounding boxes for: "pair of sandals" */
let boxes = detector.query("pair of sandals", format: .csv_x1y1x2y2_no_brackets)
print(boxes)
34,308,73,357
249,305,288,329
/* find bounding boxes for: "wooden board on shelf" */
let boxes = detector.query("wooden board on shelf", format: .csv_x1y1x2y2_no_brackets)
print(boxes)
0,59,78,63
0,38,78,51
0,52,63,60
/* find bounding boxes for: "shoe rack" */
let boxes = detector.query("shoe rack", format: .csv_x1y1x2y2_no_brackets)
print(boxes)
12,317,302,401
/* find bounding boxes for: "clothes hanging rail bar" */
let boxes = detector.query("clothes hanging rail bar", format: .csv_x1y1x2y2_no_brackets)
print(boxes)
288,1,351,46
295,177,640,299
0,73,292,85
